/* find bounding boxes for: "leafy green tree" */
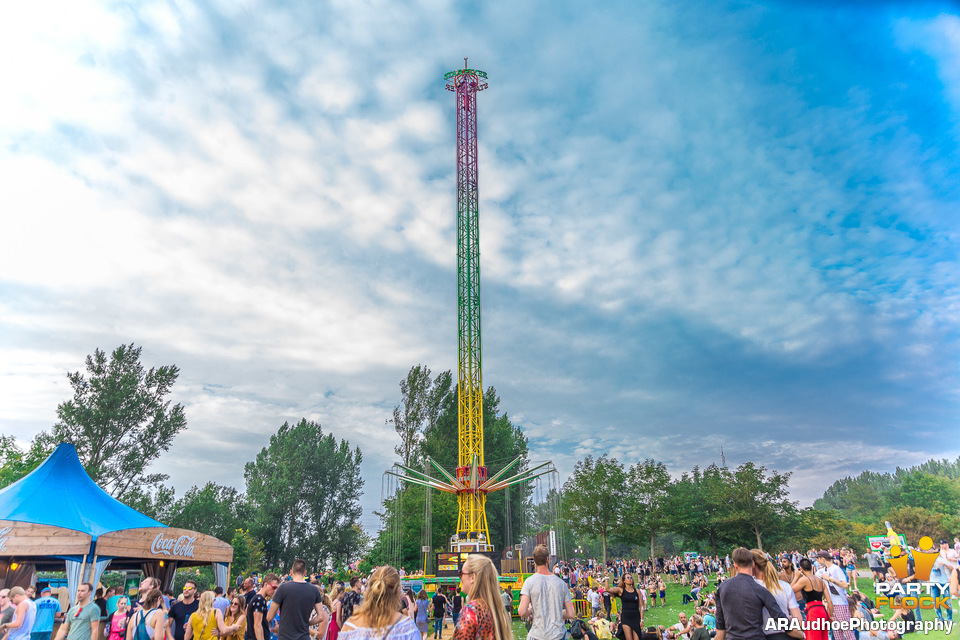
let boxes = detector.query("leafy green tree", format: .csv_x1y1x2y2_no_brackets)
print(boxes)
898,470,960,514
230,529,265,581
391,365,434,467
667,465,736,554
562,454,625,562
122,484,177,522
42,344,187,498
882,505,960,543
618,459,672,559
726,462,797,551
0,436,52,489
167,482,248,543
245,419,364,569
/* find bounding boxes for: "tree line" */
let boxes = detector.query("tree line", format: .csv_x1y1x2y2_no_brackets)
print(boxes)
561,454,960,562
4,346,955,575
813,460,960,543
0,344,365,576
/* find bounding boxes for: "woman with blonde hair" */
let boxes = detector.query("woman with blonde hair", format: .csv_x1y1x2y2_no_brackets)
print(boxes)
452,555,512,640
185,591,242,640
751,550,802,640
328,586,343,640
339,566,419,640
105,597,129,640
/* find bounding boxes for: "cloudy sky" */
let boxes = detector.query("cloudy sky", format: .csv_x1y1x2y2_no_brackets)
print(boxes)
2,0,960,532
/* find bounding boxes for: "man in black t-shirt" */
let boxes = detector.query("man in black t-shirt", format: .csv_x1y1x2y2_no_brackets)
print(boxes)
268,560,326,640
431,591,448,639
167,581,199,640
246,575,280,640
242,579,257,606
451,589,462,628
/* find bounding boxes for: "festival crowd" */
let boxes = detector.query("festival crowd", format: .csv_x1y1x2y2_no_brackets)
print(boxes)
0,540,957,640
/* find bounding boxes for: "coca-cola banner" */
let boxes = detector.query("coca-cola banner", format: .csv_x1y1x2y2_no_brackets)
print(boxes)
95,526,233,563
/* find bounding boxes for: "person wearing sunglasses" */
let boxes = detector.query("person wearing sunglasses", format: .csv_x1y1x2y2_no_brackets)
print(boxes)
167,582,200,640
452,556,512,640
604,573,643,640
222,597,247,640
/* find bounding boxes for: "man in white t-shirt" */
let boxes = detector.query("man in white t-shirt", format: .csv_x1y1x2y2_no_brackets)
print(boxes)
519,545,575,640
932,540,958,622
816,551,853,640
587,587,601,618
665,612,692,640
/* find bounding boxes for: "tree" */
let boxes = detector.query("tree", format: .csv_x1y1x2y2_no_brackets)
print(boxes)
618,459,672,558
167,482,248,543
562,455,625,562
230,529,265,581
391,365,434,467
43,344,187,498
726,462,797,551
883,505,959,543
0,436,52,489
122,484,177,522
898,470,960,514
667,465,736,554
245,419,364,569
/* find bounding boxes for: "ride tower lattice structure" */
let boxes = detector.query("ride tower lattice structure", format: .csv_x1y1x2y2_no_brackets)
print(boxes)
385,59,554,555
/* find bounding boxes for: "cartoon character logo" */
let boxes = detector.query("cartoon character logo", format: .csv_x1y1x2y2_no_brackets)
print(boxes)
886,536,939,581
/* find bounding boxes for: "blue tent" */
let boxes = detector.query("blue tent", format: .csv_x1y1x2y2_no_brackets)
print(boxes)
0,443,165,539
0,444,231,597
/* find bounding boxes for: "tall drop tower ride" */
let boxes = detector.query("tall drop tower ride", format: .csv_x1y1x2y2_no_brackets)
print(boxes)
387,60,553,555
447,59,490,548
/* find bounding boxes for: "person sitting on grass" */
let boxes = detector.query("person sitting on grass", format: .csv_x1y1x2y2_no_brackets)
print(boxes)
689,616,709,640
589,612,613,640
867,597,915,640
638,627,660,640
664,613,692,640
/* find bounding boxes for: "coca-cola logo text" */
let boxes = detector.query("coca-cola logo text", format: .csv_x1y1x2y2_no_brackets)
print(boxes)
151,534,196,558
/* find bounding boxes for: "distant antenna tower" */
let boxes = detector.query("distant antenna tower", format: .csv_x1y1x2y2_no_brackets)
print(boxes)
721,446,727,468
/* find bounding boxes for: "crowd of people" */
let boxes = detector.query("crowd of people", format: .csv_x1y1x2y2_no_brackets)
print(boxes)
0,538,957,640
536,541,960,640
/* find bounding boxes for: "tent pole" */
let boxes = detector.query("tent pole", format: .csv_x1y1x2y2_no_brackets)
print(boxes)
86,554,98,585
76,555,87,605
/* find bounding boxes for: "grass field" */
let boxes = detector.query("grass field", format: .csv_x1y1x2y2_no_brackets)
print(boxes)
502,578,957,640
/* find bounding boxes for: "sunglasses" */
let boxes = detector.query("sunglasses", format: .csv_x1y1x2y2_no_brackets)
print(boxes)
458,570,472,577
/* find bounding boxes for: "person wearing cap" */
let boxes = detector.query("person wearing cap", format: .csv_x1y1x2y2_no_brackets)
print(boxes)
30,588,60,640
931,539,958,622
814,552,853,640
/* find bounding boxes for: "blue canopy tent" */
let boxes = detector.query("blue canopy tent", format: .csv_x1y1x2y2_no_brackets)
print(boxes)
0,444,232,600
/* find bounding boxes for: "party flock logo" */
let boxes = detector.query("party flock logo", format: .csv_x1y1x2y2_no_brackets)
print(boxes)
875,536,947,610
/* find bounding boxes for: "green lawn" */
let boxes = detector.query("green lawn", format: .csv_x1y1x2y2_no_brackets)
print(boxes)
505,578,957,640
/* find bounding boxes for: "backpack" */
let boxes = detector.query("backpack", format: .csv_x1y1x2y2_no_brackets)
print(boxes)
570,620,585,640
133,608,157,640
